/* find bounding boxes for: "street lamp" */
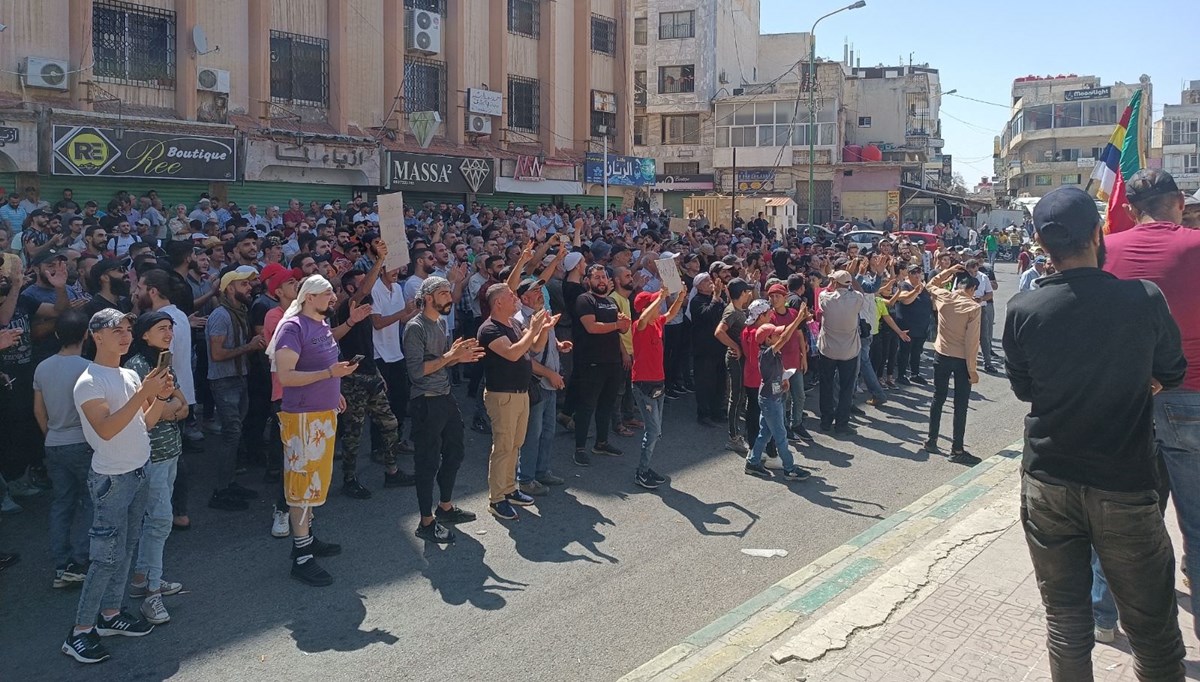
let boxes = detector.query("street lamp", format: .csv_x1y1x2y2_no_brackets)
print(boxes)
807,0,866,227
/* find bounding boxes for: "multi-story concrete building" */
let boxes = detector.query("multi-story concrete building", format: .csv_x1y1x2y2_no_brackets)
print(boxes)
1155,80,1200,193
0,0,632,210
998,74,1151,199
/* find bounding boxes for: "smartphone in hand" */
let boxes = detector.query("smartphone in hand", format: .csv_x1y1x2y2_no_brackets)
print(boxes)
157,350,173,372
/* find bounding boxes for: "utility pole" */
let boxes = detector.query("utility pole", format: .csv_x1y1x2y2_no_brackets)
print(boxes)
731,145,737,229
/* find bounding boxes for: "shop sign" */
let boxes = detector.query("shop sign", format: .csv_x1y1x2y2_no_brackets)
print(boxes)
1064,86,1111,102
52,125,237,180
736,169,775,192
243,138,381,184
467,88,503,117
0,127,19,146
385,151,495,194
653,173,714,191
513,155,544,181
584,152,655,187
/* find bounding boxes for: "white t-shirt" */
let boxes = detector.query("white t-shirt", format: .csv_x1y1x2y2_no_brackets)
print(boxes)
73,364,151,475
161,304,195,405
371,278,406,363
973,270,994,301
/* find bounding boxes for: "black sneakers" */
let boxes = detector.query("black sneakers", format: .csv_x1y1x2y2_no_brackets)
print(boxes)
635,469,666,490
744,462,772,479
290,556,333,587
62,629,110,664
309,536,342,557
592,441,624,457
573,448,591,467
948,451,982,466
383,470,416,488
415,520,455,544
341,478,372,499
95,609,154,637
783,467,811,481
435,505,477,524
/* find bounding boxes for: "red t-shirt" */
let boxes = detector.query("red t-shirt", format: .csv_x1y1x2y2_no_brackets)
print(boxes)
770,307,802,369
1104,221,1200,392
1017,251,1031,273
741,326,762,388
631,317,665,383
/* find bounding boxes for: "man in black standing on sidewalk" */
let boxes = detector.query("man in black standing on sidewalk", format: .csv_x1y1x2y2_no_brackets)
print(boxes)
1002,186,1187,680
572,264,630,466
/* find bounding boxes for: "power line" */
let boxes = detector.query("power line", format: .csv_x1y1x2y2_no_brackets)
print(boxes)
944,91,1011,109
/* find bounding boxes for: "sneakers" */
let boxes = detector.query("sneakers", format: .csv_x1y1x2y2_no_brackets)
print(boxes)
415,520,456,543
783,467,811,481
519,480,549,497
140,593,170,625
665,389,683,400
923,439,941,455
489,500,519,521
271,508,290,538
7,477,41,498
634,469,664,490
383,469,416,488
910,375,928,385
536,472,565,486
207,489,249,511
744,462,772,479
62,629,110,664
130,580,182,599
573,448,591,467
341,477,372,499
592,441,624,457
53,562,88,589
557,413,575,431
726,437,749,455
0,494,22,514
896,375,912,386
435,505,477,524
948,451,982,466
96,609,154,637
1095,626,1116,644
309,536,342,557
849,405,867,417
225,482,259,500
763,456,785,470
792,425,815,442
505,490,536,507
865,396,888,407
0,551,20,572
833,424,858,437
290,555,333,587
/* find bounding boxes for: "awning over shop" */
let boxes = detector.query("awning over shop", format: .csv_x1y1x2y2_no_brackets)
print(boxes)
900,184,991,209
495,177,583,195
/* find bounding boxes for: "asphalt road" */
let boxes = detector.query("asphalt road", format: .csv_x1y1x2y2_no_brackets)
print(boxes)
0,267,1030,681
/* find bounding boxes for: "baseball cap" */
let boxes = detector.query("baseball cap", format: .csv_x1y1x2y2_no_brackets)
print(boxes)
746,299,771,325
88,308,135,333
801,237,814,245
1033,186,1101,241
692,273,711,288
323,204,334,210
235,230,258,244
727,277,752,300
1185,189,1200,207
633,291,658,314
516,278,541,296
1033,255,1048,264
219,265,259,291
136,217,151,227
755,323,780,345
265,266,303,297
830,270,852,286
1125,169,1181,207
767,283,788,297
658,250,680,260
31,248,69,266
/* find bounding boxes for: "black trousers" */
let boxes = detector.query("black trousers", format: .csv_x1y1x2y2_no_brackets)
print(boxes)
663,322,686,390
745,389,760,446
372,359,411,450
928,353,970,451
1021,473,1185,680
817,354,857,428
241,361,272,466
409,394,466,519
694,352,726,420
573,362,622,449
897,334,928,379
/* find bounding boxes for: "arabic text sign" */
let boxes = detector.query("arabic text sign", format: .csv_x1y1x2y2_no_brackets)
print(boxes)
376,191,410,272
467,88,503,117
657,257,684,295
583,153,656,187
52,126,236,180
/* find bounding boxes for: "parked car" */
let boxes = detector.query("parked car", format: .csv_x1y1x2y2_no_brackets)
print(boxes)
844,230,886,248
891,231,940,253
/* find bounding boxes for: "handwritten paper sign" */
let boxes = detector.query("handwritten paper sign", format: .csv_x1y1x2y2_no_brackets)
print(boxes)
376,191,410,272
657,256,684,295
669,217,689,234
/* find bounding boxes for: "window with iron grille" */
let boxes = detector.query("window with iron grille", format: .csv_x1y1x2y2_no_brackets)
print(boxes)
658,11,695,40
659,65,695,94
404,0,446,14
405,56,447,116
634,18,647,45
92,1,176,87
508,76,541,133
508,0,540,38
663,162,700,175
591,110,616,138
590,15,616,55
270,31,329,107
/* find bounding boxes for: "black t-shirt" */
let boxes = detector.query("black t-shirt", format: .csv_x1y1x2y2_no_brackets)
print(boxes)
249,294,278,331
574,291,621,365
477,317,532,392
896,283,932,334
0,295,39,377
563,280,586,335
335,295,377,375
83,294,133,319
165,268,196,316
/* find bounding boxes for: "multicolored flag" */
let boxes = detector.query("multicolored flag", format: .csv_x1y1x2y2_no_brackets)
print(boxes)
1089,90,1144,233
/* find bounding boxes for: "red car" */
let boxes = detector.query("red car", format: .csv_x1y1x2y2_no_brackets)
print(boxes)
891,231,940,253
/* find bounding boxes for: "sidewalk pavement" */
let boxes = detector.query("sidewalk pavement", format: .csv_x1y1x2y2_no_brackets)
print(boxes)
623,441,1200,681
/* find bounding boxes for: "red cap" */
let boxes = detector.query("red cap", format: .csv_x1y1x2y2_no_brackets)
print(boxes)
755,323,780,345
266,266,303,297
767,283,788,297
633,291,658,314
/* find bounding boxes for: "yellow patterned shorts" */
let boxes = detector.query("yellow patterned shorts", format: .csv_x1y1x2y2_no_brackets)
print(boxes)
280,410,337,507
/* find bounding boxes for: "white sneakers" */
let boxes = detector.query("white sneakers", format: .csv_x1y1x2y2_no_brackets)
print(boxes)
763,457,785,470
141,593,170,625
271,509,290,538
1095,626,1116,644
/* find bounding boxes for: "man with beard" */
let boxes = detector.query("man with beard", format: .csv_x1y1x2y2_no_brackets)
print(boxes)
106,219,140,259
403,277,483,543
715,278,754,452
609,266,639,434
80,225,109,259
23,208,70,263
572,264,630,466
229,231,261,271
84,260,133,317
689,273,728,427
205,267,265,511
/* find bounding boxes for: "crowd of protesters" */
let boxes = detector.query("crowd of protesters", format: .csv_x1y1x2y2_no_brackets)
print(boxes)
0,178,1142,667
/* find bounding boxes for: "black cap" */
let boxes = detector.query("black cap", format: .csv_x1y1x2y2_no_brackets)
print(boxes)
1125,169,1181,207
1033,187,1101,240
235,230,258,244
516,278,541,296
30,248,68,266
362,231,381,244
29,208,47,218
727,277,752,299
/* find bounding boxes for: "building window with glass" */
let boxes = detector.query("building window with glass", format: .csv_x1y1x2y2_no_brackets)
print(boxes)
1060,174,1082,185
662,115,700,145
1166,119,1200,145
634,17,647,45
633,117,646,146
634,71,647,106
591,15,616,55
659,11,695,39
1035,174,1053,186
508,0,540,38
93,1,176,87
715,101,835,148
270,31,330,107
658,65,695,94
508,76,541,133
405,56,447,117
663,162,700,175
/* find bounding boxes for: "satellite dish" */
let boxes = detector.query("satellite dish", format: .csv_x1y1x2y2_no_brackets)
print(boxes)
192,25,218,56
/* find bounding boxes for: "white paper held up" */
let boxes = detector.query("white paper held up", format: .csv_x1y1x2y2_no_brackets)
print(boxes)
657,256,685,295
377,191,410,271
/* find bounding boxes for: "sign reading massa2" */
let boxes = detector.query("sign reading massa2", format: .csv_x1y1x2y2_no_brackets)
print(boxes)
52,125,237,180
384,151,495,194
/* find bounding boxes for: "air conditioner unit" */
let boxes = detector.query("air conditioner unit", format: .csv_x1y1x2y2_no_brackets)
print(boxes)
466,114,492,135
22,57,69,90
407,9,442,55
196,68,230,94
732,88,745,96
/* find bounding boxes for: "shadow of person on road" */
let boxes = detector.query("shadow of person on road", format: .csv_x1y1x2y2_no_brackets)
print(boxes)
502,489,619,565
287,592,399,653
420,533,526,609
650,484,760,538
780,473,886,519
799,440,855,468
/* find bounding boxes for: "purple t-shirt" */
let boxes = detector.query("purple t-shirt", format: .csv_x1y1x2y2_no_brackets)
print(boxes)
274,315,342,413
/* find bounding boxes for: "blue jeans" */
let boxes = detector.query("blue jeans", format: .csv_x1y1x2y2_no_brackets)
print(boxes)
135,457,178,592
1155,388,1200,638
633,384,665,473
747,397,796,470
787,366,806,431
45,442,94,568
209,375,248,489
75,467,149,625
518,386,557,483
1091,549,1118,630
858,338,886,401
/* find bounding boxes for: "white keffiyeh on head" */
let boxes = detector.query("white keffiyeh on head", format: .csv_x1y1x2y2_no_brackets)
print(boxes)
265,275,333,369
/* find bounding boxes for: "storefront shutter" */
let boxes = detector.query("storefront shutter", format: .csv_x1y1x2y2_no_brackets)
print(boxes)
38,177,211,212
223,182,357,211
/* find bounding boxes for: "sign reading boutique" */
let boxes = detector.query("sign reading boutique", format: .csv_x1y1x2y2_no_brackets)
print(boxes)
385,151,495,195
52,125,236,180
584,152,655,187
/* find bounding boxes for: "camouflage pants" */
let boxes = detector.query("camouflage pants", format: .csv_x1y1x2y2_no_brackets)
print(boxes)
340,370,399,478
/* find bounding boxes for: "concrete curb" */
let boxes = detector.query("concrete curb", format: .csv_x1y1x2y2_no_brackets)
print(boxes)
620,439,1025,682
